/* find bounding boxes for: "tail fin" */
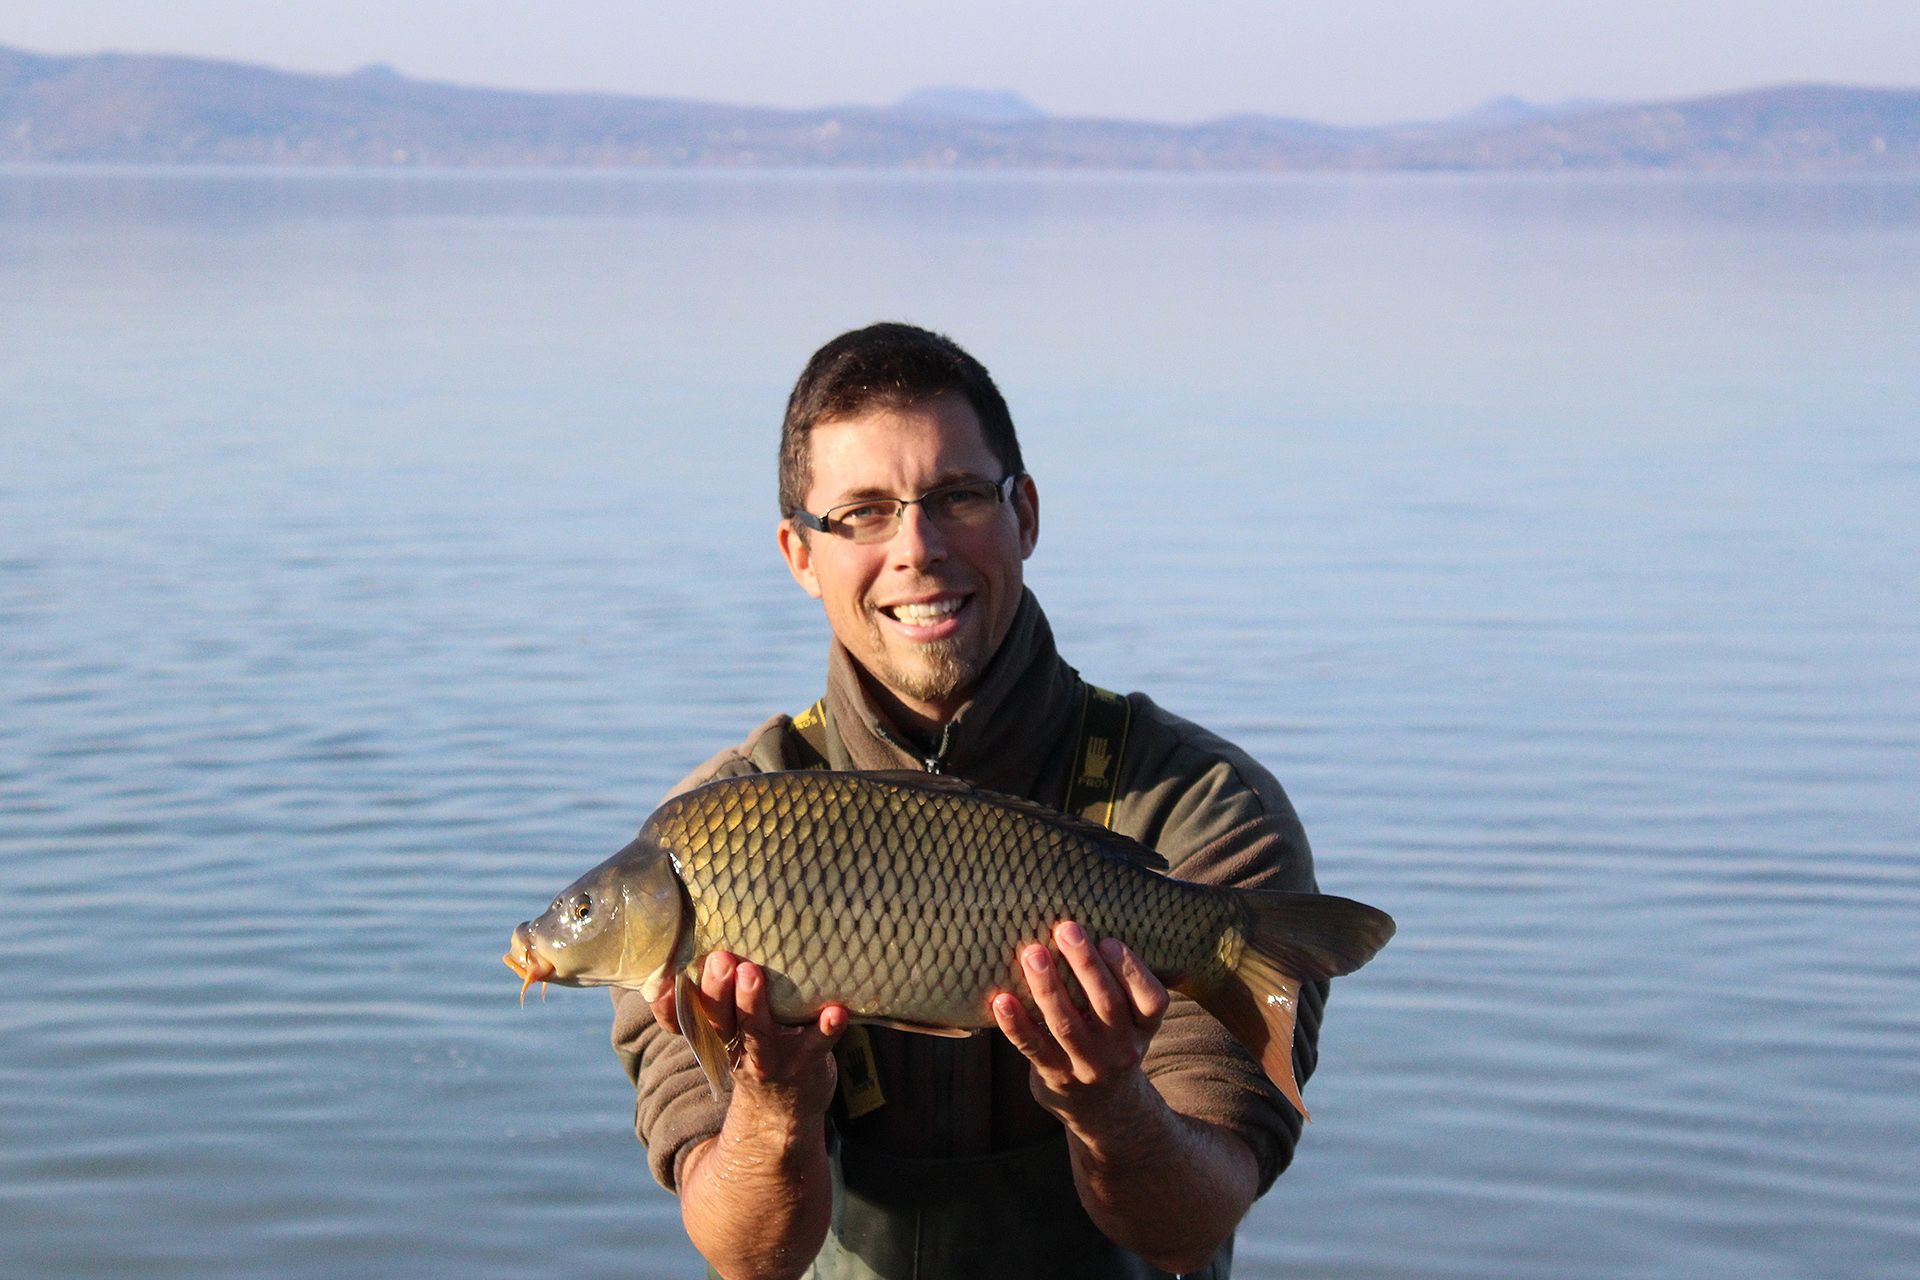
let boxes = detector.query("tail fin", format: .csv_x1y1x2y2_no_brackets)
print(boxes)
1186,891,1395,1121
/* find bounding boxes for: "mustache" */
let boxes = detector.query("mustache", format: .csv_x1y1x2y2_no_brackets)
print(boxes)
866,579,972,606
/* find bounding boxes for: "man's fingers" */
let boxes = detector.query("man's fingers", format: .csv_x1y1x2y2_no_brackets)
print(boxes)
1023,943,1099,1063
1102,937,1170,1029
729,962,849,1073
648,988,681,1036
992,990,1068,1073
1055,920,1127,1025
728,961,773,1069
702,951,737,997
693,951,739,1045
734,960,770,1029
805,1004,850,1051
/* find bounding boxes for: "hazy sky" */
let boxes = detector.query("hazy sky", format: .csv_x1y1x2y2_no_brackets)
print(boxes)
7,2,1918,125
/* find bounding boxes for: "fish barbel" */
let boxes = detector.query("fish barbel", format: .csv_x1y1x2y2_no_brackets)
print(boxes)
504,769,1394,1118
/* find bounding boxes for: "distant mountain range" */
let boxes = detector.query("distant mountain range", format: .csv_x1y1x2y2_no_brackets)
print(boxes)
3,44,1916,173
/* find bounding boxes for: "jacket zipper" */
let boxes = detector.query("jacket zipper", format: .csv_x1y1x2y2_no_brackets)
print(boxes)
872,720,954,774
922,721,956,774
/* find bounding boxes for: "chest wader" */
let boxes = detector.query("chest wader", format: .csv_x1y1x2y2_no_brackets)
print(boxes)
702,687,1230,1280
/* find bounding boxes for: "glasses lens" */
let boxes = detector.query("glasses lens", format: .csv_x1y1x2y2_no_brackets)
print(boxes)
829,501,894,542
924,481,1002,524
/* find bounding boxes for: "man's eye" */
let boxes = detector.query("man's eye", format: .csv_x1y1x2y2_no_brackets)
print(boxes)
931,484,994,514
840,502,897,524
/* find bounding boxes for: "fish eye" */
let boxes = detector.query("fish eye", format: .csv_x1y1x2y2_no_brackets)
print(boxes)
571,894,592,922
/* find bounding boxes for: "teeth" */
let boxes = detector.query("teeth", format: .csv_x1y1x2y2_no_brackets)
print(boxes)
892,599,963,624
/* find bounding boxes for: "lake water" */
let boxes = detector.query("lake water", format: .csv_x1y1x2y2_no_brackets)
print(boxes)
2,169,1916,1279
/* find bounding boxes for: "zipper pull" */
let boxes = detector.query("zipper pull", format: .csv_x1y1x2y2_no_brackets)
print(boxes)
923,721,956,774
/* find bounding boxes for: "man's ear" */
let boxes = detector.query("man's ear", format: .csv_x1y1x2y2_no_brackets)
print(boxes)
777,520,824,598
1015,473,1040,559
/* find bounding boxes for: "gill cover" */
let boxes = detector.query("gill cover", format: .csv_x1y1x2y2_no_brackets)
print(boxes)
521,834,686,991
609,833,688,999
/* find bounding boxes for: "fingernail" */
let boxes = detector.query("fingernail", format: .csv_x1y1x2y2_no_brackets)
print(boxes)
1099,938,1125,963
1025,947,1052,972
709,954,732,978
1059,922,1086,947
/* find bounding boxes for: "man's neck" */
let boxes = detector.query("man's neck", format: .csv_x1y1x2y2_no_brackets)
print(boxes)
856,666,965,750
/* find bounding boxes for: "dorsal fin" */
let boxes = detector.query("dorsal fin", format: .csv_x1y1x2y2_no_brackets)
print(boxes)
839,769,1170,874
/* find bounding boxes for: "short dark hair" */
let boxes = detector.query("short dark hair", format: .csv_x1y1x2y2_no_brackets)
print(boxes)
778,323,1024,521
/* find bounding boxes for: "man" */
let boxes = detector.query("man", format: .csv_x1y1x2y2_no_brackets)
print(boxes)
612,323,1326,1280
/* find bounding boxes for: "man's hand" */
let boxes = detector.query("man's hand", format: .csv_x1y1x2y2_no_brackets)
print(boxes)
991,920,1170,1129
686,950,847,1112
993,921,1254,1275
669,951,847,1280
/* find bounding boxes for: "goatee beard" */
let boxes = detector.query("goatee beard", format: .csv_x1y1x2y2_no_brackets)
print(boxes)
874,637,979,710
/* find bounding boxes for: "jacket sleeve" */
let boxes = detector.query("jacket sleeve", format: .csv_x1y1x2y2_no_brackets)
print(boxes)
1118,697,1325,1196
609,726,785,1191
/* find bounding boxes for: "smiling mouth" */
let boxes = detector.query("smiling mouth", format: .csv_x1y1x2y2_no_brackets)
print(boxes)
880,595,970,626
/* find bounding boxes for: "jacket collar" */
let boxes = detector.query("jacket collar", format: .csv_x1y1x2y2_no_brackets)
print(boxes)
821,588,1080,799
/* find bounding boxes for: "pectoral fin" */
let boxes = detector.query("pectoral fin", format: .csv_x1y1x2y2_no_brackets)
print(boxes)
675,966,734,1100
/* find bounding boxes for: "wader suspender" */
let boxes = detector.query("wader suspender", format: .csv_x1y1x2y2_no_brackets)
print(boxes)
787,684,1133,1119
789,697,830,768
1062,683,1133,829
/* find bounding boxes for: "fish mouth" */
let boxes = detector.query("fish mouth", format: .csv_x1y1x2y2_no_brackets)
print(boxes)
503,924,557,1004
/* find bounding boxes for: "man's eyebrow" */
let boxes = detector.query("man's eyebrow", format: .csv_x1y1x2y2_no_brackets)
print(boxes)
831,484,897,503
828,470,991,504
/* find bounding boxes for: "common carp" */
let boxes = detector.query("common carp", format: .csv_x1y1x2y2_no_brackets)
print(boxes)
504,769,1394,1119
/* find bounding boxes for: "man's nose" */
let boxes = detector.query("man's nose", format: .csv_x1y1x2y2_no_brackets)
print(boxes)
888,501,948,566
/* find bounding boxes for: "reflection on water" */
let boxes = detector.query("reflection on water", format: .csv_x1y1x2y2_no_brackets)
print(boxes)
2,170,1917,1278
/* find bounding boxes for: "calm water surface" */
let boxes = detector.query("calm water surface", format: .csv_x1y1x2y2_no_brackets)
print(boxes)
2,170,1917,1278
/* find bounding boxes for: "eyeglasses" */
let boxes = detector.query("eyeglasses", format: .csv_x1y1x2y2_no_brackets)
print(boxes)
792,473,1023,544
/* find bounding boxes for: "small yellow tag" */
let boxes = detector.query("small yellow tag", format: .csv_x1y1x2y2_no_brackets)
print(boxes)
834,1026,886,1118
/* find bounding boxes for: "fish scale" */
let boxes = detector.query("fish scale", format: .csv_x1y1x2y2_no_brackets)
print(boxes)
649,770,1241,1026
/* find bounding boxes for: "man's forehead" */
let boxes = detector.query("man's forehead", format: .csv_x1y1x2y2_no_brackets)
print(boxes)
806,398,998,497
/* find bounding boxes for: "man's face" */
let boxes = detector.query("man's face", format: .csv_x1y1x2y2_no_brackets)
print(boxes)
777,394,1039,727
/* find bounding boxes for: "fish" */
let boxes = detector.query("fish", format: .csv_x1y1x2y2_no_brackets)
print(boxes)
504,769,1394,1119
